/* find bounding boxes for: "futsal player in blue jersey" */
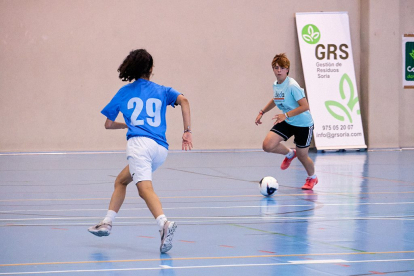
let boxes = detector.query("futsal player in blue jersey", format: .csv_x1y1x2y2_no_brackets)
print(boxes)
88,49,192,253
255,53,318,190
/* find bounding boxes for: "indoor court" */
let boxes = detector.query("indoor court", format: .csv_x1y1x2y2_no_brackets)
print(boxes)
1,149,414,275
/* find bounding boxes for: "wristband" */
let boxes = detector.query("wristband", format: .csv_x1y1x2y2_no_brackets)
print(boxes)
284,112,289,118
259,110,264,115
184,126,192,133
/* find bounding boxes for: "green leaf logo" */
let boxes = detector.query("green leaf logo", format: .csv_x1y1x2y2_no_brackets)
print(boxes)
325,73,360,123
301,24,321,44
410,49,414,59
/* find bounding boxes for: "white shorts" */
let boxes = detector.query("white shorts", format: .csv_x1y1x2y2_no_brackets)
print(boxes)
126,137,168,184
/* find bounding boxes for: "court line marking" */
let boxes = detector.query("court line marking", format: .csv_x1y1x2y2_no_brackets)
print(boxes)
1,258,414,274
3,214,414,222
0,195,257,202
0,151,124,156
232,224,365,253
5,217,414,227
167,167,414,185
2,191,414,202
5,214,414,227
289,259,346,264
0,149,261,156
1,201,413,213
1,250,413,267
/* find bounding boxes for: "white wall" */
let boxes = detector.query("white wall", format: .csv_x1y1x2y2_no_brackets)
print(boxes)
0,0,412,152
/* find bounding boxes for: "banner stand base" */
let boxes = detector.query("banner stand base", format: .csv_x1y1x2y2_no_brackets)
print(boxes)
312,146,367,153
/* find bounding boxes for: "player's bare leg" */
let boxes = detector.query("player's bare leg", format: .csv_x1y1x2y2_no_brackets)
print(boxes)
296,147,318,190
137,180,176,253
88,165,132,236
108,165,132,212
136,180,163,218
296,147,314,176
262,131,289,155
263,131,297,170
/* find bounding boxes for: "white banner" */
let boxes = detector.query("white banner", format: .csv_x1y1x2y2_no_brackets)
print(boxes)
296,12,366,150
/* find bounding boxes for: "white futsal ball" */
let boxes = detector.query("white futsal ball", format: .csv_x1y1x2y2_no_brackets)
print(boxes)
259,176,278,196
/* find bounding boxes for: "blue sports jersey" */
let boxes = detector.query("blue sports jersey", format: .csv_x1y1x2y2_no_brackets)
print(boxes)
101,79,181,149
273,76,314,127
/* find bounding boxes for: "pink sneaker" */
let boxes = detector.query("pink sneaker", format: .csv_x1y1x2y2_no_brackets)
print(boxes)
302,177,318,190
280,150,297,170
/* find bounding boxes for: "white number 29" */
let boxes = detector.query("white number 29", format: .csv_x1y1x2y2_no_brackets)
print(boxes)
127,97,162,127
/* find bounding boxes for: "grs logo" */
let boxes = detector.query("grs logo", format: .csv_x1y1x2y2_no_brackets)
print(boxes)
325,73,360,123
301,24,321,44
302,23,349,60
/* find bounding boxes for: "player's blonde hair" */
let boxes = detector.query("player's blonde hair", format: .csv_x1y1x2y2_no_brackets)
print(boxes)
271,53,290,75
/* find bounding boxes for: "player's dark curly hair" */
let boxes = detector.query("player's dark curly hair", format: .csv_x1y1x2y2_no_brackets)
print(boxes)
118,49,153,82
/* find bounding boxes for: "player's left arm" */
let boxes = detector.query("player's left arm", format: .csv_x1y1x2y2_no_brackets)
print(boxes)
175,95,193,151
273,98,310,123
104,118,128,129
286,97,309,117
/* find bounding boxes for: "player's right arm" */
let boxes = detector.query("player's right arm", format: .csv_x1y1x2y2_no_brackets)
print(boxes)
104,118,128,129
255,99,276,125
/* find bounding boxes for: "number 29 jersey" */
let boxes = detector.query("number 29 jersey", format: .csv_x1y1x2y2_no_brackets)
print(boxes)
101,78,181,149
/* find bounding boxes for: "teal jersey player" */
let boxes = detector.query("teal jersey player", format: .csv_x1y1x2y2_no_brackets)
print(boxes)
255,53,318,191
273,76,314,127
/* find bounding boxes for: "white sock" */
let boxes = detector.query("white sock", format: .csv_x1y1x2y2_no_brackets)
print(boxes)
285,149,294,159
156,214,167,230
308,174,317,179
102,210,117,224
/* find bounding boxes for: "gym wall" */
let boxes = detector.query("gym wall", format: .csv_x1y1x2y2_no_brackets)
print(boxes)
0,0,412,152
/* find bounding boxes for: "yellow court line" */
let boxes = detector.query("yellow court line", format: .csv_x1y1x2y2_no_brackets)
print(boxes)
1,250,414,267
1,191,414,202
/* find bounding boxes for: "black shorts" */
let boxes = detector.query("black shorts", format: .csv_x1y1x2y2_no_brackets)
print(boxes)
270,121,314,148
